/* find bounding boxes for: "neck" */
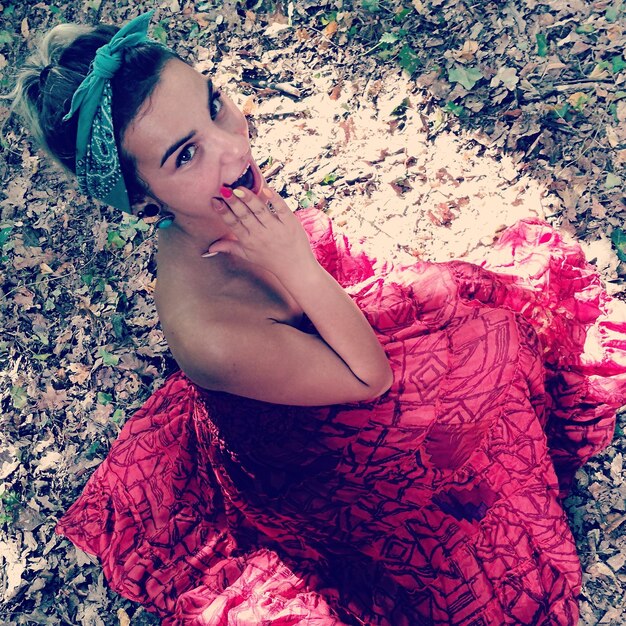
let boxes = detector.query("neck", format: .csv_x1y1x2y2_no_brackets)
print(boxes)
156,215,234,260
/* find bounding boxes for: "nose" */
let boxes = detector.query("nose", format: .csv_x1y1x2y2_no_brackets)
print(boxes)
211,123,249,164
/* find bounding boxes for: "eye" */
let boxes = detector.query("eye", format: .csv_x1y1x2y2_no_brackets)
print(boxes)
210,89,223,120
176,144,197,168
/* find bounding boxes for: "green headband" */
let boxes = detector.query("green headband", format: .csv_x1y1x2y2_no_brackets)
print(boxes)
62,11,156,213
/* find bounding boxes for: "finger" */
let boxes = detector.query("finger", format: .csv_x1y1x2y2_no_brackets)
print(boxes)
246,188,271,216
260,186,290,217
259,187,279,218
224,188,265,224
206,239,246,257
212,198,251,234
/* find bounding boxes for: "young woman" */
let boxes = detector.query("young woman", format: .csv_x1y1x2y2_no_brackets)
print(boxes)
11,11,626,626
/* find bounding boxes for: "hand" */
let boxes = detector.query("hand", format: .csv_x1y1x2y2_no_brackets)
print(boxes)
206,186,317,279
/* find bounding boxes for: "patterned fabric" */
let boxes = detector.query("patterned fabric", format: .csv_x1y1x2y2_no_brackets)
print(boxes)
62,11,159,212
56,209,626,625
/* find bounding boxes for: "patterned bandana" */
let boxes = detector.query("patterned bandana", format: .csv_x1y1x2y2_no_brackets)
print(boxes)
62,11,156,212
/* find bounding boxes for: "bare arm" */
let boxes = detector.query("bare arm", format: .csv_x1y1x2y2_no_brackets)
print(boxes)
176,186,392,405
172,312,392,406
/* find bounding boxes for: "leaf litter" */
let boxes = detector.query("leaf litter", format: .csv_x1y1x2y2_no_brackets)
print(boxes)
0,0,624,624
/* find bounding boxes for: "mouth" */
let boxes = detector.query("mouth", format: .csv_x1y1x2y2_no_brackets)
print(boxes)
225,161,262,194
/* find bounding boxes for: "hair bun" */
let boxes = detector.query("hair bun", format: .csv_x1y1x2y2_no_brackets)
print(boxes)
39,64,53,88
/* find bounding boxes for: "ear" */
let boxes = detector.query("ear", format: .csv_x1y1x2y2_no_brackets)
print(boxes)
133,196,163,222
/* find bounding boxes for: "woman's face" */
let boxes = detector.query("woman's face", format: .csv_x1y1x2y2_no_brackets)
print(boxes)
123,58,264,219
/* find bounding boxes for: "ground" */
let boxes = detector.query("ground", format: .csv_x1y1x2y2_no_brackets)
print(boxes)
0,1,625,624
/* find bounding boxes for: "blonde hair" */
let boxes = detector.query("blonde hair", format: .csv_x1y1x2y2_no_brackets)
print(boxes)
5,23,91,171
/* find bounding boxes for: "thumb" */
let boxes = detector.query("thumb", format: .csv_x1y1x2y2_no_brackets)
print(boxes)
202,239,246,258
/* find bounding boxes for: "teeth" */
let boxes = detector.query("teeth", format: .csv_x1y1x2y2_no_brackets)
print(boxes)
230,165,250,187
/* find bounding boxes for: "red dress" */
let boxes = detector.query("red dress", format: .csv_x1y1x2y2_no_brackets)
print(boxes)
57,209,626,625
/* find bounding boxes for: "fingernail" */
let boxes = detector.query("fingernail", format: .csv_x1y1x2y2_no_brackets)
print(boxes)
220,185,233,199
261,186,273,200
202,251,219,258
232,188,245,199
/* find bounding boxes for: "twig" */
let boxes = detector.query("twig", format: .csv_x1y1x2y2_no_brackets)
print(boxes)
263,162,284,181
553,80,613,92
254,111,307,120
302,25,340,49
545,18,577,29
605,513,626,534
522,80,613,101
244,79,302,99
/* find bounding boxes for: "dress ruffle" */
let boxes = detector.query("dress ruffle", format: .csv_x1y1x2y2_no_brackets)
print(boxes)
57,209,626,625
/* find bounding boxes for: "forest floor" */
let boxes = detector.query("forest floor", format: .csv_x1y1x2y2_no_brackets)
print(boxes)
0,1,625,624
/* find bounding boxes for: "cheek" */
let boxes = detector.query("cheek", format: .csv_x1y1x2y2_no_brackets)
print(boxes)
231,112,249,139
224,98,249,137
241,115,250,138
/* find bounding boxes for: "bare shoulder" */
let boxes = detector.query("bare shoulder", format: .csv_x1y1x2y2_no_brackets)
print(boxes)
155,274,248,386
153,257,303,393
151,255,389,405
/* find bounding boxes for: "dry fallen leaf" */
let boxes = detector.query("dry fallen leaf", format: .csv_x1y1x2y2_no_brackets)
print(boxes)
242,95,257,116
609,453,623,483
1,541,26,601
490,67,519,91
37,386,69,411
452,40,479,63
117,608,131,626
34,450,63,474
323,21,338,38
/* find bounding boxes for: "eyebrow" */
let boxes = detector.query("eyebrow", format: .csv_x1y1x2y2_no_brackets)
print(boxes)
160,131,195,168
158,80,214,168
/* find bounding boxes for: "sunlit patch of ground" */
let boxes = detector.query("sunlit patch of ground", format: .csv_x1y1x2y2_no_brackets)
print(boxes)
224,60,622,298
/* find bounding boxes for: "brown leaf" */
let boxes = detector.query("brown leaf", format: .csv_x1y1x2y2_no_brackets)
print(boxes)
2,541,26,601
34,450,63,473
12,288,35,310
451,40,478,63
92,402,113,424
329,83,342,101
37,386,68,411
570,40,591,55
67,362,91,385
295,28,311,41
192,13,211,28
428,202,456,226
242,95,257,116
117,609,131,626
323,21,338,38
1,177,29,208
